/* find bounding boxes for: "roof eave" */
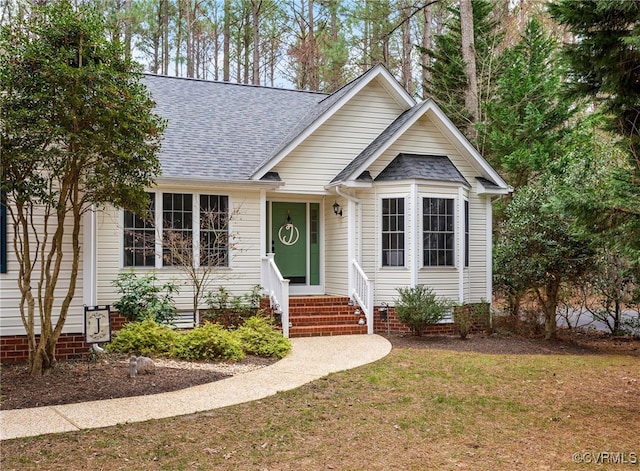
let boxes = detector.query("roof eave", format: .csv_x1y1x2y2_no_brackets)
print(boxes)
156,176,284,189
476,186,513,196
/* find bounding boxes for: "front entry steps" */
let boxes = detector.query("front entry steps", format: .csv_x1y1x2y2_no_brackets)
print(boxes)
287,296,368,337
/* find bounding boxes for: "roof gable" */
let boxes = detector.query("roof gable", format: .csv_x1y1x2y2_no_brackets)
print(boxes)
250,64,415,180
329,99,510,192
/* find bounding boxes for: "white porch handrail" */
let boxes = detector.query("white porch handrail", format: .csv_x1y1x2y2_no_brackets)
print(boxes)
350,259,373,334
261,254,290,337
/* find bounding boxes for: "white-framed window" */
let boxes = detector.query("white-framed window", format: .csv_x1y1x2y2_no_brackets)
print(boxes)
381,197,405,267
123,192,156,267
199,194,229,267
122,192,229,268
162,193,193,266
422,197,455,267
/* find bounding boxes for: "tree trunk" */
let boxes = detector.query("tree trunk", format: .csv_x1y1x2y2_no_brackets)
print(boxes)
537,282,560,341
122,0,132,60
252,0,260,85
243,4,250,84
175,0,183,76
460,0,479,137
308,0,317,91
401,1,412,93
162,0,169,75
153,2,161,73
421,2,433,89
223,0,230,81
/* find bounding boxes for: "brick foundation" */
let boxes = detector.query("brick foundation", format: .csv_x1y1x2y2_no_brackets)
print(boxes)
1,301,489,363
0,311,130,365
372,306,458,335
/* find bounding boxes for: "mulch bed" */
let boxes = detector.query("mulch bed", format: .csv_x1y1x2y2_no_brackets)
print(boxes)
1,330,637,411
0,355,275,411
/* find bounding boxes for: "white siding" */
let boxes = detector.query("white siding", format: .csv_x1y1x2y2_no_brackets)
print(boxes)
348,112,492,306
324,195,349,296
96,186,264,312
273,79,406,193
0,208,85,335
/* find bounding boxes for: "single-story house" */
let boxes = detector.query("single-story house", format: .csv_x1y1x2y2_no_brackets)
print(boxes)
0,64,510,362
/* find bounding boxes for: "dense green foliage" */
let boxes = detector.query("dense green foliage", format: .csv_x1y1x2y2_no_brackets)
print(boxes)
236,316,292,358
107,316,289,361
394,285,453,336
112,271,179,323
549,0,640,249
422,0,502,133
174,323,245,361
494,182,594,339
0,0,164,375
106,318,177,356
479,17,576,189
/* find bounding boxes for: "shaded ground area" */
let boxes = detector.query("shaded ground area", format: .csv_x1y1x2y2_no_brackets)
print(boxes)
0,355,277,411
1,329,637,411
384,328,640,356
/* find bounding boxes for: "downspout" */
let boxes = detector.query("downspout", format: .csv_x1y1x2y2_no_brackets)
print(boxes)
486,193,506,329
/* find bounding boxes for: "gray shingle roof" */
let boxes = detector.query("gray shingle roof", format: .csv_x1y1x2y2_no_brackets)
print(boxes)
330,104,424,184
375,154,470,185
475,176,500,189
144,74,326,181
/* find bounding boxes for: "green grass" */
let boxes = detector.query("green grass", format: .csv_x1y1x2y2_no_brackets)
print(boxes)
1,347,638,470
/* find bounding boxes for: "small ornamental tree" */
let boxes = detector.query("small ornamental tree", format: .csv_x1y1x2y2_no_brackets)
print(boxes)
394,285,453,336
494,182,594,340
0,1,165,375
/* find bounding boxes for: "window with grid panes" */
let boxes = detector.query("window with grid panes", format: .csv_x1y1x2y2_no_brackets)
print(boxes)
123,193,156,267
200,194,229,267
162,193,193,266
381,198,405,267
423,197,455,267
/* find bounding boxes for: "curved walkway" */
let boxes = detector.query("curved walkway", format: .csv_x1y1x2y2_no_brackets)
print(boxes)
0,334,392,440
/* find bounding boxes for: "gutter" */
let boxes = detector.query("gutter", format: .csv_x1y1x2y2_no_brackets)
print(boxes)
155,176,284,189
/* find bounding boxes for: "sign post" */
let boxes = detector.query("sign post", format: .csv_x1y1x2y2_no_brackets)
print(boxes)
84,305,112,344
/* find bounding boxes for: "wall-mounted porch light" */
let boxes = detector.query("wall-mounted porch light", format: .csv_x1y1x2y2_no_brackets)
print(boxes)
333,201,342,216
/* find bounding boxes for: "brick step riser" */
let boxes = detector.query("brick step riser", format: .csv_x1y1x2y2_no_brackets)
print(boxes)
289,307,360,317
289,315,365,327
289,325,368,337
288,298,352,308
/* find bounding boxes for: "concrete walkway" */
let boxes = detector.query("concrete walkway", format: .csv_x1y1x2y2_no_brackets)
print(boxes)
0,334,392,441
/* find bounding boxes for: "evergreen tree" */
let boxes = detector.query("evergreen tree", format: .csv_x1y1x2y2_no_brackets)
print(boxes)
421,0,503,140
549,0,640,249
479,17,576,189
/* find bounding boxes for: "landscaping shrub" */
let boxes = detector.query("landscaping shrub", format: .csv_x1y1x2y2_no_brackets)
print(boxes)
203,285,263,328
174,322,245,361
395,285,453,336
112,270,179,323
106,318,178,355
236,316,292,358
454,303,490,339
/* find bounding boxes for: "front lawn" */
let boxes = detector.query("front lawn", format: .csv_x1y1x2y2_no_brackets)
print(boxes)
1,336,638,470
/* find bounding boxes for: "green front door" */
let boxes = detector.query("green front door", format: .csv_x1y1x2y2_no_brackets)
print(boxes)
272,202,307,284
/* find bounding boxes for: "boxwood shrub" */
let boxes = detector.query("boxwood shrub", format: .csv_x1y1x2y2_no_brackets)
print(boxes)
236,316,292,358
